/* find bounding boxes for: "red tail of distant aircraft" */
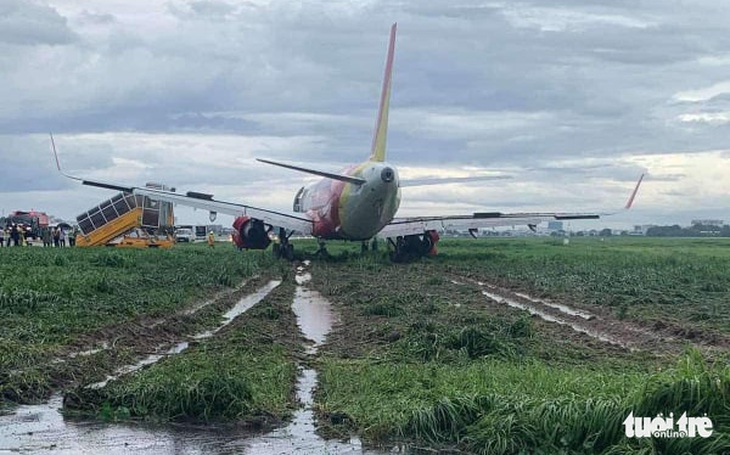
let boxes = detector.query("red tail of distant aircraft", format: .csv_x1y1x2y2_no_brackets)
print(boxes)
52,23,644,261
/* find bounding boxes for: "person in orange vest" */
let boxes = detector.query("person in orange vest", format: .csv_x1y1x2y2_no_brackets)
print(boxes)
207,231,215,247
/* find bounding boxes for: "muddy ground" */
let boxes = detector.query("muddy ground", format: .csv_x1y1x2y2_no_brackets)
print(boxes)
1,239,728,454
2,274,278,405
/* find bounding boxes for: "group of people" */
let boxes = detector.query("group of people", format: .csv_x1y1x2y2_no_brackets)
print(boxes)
0,225,77,247
0,224,23,247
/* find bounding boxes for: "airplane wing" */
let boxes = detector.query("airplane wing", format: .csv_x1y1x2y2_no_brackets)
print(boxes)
378,174,645,238
51,135,313,235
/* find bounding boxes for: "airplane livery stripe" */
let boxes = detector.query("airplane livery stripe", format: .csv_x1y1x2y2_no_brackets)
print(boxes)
370,23,397,162
337,162,370,232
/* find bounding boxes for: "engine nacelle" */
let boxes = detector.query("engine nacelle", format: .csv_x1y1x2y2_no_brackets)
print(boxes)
425,229,440,256
232,216,271,250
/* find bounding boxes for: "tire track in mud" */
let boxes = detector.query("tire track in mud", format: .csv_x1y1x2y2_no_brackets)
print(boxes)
54,277,259,366
450,274,724,354
2,276,278,403
86,279,282,389
242,262,388,455
0,278,307,455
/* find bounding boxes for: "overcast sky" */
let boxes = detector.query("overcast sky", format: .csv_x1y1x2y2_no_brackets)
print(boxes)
1,0,729,230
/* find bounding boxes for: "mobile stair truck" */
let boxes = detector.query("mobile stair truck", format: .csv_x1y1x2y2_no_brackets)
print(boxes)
75,184,175,248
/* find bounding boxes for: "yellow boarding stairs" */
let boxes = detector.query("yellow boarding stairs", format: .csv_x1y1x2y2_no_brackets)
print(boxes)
75,185,175,248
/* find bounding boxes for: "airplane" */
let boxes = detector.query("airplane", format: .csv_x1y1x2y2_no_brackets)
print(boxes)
52,23,645,262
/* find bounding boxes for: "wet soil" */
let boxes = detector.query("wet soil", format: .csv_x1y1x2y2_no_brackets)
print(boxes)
0,277,295,453
3,276,276,405
452,272,730,355
237,264,391,454
0,263,396,454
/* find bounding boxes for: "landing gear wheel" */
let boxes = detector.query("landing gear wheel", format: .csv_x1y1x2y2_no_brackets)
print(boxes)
316,240,329,258
420,234,433,256
283,243,295,261
272,227,295,261
389,236,407,263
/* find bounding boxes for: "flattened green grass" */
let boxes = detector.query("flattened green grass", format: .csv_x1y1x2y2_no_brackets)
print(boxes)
65,279,300,425
318,351,729,454
311,256,652,367
308,238,730,454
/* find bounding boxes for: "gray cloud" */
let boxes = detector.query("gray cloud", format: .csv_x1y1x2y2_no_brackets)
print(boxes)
0,0,76,46
0,0,728,226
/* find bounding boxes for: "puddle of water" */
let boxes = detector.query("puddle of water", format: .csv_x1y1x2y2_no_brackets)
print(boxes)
237,279,393,454
292,287,335,354
242,369,385,454
183,277,255,316
295,272,312,285
0,276,402,455
0,393,384,455
482,291,625,348
67,342,110,359
513,292,595,320
88,342,190,390
220,280,282,326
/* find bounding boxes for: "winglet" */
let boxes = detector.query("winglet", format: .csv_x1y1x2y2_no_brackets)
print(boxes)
624,173,645,210
50,133,80,181
369,23,397,163
50,133,133,192
50,133,63,173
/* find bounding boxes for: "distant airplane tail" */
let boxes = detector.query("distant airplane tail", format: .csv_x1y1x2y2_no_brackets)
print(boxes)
369,23,397,163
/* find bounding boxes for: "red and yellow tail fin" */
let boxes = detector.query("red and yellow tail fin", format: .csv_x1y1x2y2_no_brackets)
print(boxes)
369,23,397,163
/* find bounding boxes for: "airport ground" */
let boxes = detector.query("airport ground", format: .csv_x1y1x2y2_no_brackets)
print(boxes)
0,238,727,454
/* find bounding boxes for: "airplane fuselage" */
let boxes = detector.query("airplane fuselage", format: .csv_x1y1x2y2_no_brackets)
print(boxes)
293,161,401,240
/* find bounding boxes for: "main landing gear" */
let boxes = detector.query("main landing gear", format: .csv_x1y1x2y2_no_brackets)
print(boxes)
360,238,379,254
272,227,295,261
387,232,438,263
315,239,329,258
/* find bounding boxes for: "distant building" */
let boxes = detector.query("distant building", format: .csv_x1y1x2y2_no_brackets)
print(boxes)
691,219,724,227
633,224,655,235
547,221,563,231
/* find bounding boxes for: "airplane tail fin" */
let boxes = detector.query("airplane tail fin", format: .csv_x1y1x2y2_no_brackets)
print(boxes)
369,23,397,163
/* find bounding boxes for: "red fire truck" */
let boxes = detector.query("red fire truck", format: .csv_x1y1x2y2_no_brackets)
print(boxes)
4,210,50,240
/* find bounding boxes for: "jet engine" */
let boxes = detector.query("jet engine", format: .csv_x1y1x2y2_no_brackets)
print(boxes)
389,229,441,262
232,216,271,250
424,229,440,256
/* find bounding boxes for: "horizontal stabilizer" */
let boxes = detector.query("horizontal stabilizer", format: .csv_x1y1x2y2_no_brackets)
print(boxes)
400,175,511,187
256,158,366,185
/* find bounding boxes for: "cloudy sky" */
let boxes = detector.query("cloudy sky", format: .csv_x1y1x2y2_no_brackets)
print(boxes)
1,0,729,230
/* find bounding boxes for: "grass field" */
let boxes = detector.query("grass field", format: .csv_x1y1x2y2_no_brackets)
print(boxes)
306,237,729,454
0,244,280,404
64,279,301,427
436,237,730,338
0,237,728,454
